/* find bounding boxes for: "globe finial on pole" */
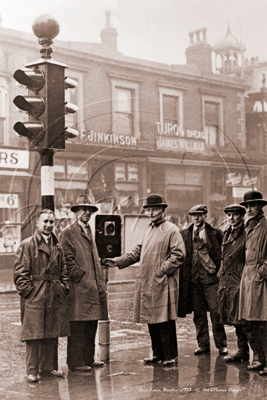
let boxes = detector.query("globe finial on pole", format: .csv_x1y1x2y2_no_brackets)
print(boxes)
32,14,60,59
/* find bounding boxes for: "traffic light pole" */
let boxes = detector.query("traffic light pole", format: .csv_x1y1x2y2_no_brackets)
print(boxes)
40,150,54,211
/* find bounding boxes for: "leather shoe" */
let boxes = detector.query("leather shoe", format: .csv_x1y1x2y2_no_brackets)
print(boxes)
194,347,210,355
162,358,178,367
224,353,249,362
247,362,265,370
69,366,92,372
91,361,105,368
27,374,38,383
219,347,228,355
38,370,64,378
143,356,162,364
259,367,267,375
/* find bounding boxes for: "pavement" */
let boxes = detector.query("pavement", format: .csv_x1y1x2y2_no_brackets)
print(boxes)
1,284,267,399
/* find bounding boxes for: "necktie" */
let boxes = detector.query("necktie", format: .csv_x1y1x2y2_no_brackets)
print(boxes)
85,226,91,240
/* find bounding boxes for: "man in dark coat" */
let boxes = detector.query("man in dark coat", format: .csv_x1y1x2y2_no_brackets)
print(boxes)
239,190,267,375
61,195,108,373
103,194,185,367
13,209,70,383
178,204,227,356
218,204,258,363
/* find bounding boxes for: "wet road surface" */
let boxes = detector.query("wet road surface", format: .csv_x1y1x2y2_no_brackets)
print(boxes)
1,285,267,399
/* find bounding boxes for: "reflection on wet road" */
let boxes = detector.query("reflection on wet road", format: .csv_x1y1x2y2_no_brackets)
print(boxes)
0,286,267,399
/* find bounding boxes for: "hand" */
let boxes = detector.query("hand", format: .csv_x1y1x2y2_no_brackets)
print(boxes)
102,258,118,268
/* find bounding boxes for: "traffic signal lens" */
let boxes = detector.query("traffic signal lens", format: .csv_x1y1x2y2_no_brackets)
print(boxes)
14,121,44,139
13,95,45,117
13,69,45,93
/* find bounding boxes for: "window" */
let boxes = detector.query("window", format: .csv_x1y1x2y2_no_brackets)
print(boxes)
114,88,133,135
111,78,141,139
0,78,9,145
202,94,224,148
204,102,219,146
159,88,183,134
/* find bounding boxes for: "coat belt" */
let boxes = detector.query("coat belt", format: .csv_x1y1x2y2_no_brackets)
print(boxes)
30,274,60,281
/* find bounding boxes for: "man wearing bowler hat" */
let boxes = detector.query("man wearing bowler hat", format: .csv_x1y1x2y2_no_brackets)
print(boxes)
103,194,185,366
178,205,227,356
218,204,258,363
61,195,108,372
239,190,267,375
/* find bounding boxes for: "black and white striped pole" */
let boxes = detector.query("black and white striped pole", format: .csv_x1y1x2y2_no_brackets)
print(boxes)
41,150,55,211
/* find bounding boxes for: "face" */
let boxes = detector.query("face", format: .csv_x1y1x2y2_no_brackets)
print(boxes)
145,206,165,224
245,202,263,219
191,213,206,227
227,211,243,227
37,212,55,236
76,206,93,224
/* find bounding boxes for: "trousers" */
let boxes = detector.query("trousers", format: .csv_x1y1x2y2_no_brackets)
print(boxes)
148,320,178,361
191,269,227,350
26,338,57,375
67,320,98,368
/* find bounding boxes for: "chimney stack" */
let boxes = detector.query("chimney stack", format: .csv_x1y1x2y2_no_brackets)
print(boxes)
101,11,118,50
185,28,212,73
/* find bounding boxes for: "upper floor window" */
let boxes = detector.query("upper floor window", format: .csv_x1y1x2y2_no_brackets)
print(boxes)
111,78,141,139
0,78,9,146
202,94,224,148
114,88,133,135
158,87,183,134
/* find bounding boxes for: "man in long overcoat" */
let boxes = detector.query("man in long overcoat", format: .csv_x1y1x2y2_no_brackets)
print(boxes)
178,204,227,356
13,209,70,383
61,195,108,372
217,204,257,362
103,194,185,367
239,190,267,374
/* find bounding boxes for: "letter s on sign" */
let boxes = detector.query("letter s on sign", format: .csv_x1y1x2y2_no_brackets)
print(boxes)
11,153,19,164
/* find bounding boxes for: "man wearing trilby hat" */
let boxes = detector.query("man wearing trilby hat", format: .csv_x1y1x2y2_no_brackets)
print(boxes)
217,204,257,363
61,195,108,372
239,190,267,375
103,194,185,367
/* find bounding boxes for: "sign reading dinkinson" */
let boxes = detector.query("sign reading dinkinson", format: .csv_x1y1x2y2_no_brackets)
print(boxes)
0,149,29,169
156,123,206,152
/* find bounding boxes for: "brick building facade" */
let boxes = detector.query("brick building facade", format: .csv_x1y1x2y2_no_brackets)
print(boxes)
0,14,265,276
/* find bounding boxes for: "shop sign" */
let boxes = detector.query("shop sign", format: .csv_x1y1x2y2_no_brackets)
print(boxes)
79,130,137,147
157,136,205,152
0,194,18,208
156,123,206,152
0,149,29,169
226,172,258,187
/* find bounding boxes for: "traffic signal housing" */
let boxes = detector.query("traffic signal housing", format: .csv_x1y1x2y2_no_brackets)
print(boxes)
95,215,121,259
13,60,79,151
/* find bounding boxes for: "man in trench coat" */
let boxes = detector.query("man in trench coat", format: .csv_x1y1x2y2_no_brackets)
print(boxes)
61,195,108,372
178,204,227,356
217,204,258,363
103,194,185,367
13,209,70,383
239,190,267,375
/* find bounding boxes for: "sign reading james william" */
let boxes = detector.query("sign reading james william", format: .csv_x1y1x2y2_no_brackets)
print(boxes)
156,122,206,152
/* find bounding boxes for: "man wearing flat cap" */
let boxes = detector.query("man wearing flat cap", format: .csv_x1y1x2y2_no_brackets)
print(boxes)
239,190,267,375
218,204,257,363
103,194,185,367
178,204,227,356
61,195,108,372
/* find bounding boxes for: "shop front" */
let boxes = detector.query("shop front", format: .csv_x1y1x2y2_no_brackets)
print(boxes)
0,148,30,291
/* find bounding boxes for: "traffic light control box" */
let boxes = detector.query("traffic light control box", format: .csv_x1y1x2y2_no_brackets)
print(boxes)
95,215,121,259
